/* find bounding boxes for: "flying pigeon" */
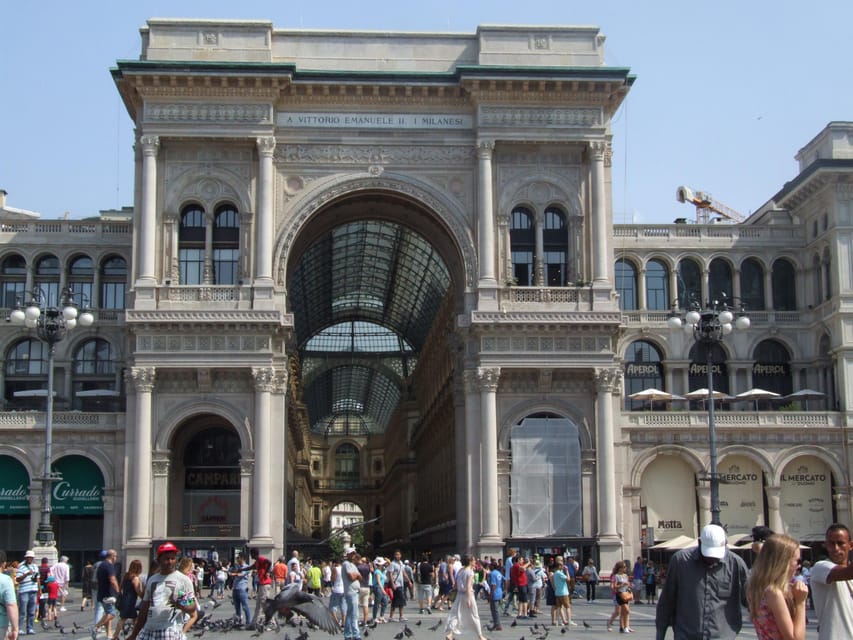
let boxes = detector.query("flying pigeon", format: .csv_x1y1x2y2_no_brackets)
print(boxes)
263,583,341,634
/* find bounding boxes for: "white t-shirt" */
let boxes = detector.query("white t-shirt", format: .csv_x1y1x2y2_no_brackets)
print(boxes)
809,559,853,640
142,570,196,632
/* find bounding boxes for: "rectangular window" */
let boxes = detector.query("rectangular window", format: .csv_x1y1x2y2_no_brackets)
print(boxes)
543,250,567,286
179,248,204,285
1,281,24,308
213,248,239,285
101,282,126,309
512,250,534,285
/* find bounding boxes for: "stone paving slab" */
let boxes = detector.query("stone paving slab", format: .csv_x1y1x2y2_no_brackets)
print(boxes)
36,588,819,640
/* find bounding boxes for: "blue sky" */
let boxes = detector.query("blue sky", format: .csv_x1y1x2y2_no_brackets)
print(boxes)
1,1,850,223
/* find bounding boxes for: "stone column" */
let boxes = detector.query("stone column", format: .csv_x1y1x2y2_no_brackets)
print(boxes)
590,142,609,284
697,486,712,529
151,452,170,540
477,367,502,552
127,367,155,542
765,485,783,533
477,140,497,286
251,367,275,545
464,370,482,548
594,367,620,539
137,136,159,285
833,489,851,529
255,137,276,285
534,211,545,286
638,268,647,311
497,214,511,285
203,212,214,284
764,270,773,310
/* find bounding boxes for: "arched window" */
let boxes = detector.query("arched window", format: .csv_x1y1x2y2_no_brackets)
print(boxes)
5,339,49,409
708,258,733,303
624,340,664,409
615,258,637,310
752,340,793,397
509,207,534,285
771,258,797,311
677,258,702,305
73,339,119,411
35,254,60,306
645,259,669,311
179,205,206,285
213,205,240,285
1,254,26,308
100,256,127,310
543,206,568,285
68,255,94,307
335,443,360,488
740,258,765,311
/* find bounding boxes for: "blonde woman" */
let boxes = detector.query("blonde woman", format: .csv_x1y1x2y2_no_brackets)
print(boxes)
177,557,199,634
747,534,808,640
607,561,632,633
444,555,488,640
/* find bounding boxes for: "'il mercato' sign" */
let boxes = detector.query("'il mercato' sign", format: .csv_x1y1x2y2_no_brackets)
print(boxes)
276,112,473,130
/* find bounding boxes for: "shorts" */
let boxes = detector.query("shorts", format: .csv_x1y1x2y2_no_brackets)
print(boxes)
516,588,528,603
358,587,371,607
391,587,406,608
554,595,570,608
329,593,344,612
102,599,117,616
417,584,433,601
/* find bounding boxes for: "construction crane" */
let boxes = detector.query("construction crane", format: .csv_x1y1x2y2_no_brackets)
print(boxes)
676,185,745,224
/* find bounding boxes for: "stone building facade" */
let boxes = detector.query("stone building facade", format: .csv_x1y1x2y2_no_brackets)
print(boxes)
0,19,849,573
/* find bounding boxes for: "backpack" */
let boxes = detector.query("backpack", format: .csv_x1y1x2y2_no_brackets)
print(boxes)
418,562,432,585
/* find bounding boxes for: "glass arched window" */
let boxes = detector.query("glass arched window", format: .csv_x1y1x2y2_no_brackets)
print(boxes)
213,205,240,285
5,339,49,409
543,206,568,286
179,205,206,285
1,254,26,308
334,443,360,488
645,259,669,311
708,258,734,303
509,207,534,285
752,340,793,397
677,258,702,306
68,255,94,307
615,258,638,310
72,338,118,411
100,256,127,310
35,255,60,306
740,258,765,311
772,258,797,311
624,340,664,410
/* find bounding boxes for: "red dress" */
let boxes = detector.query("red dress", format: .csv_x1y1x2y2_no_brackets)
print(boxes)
752,591,783,640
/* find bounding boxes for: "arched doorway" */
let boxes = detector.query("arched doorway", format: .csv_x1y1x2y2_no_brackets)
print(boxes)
284,190,467,551
52,455,105,579
0,455,31,559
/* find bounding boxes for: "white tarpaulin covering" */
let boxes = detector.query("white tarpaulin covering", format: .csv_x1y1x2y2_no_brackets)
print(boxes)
510,417,582,537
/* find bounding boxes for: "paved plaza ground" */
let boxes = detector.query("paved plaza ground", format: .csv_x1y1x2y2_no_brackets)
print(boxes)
24,587,821,640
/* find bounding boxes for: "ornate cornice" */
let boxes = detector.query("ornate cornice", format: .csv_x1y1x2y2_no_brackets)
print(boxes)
126,309,288,324
471,310,623,323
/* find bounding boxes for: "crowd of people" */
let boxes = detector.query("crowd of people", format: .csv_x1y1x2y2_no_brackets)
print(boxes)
3,522,853,640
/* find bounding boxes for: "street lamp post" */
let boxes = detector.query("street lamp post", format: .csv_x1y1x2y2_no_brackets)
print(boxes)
10,288,94,547
668,294,749,526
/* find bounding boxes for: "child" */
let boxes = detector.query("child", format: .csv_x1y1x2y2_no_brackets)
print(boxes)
45,576,60,622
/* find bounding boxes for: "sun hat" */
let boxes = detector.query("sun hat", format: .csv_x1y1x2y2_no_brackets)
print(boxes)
374,557,386,566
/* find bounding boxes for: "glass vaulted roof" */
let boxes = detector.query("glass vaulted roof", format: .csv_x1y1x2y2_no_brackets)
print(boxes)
290,220,451,435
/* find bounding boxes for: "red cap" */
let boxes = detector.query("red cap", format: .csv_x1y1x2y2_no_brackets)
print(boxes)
157,542,179,556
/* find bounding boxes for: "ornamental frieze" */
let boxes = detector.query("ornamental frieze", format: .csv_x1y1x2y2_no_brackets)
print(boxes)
137,334,271,353
479,106,602,128
481,334,612,353
274,144,476,166
144,102,273,124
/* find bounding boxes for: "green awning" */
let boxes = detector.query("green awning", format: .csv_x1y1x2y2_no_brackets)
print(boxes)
0,456,30,514
51,456,104,515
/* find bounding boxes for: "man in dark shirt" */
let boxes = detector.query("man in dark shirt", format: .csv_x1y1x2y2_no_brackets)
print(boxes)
655,524,748,640
91,550,120,640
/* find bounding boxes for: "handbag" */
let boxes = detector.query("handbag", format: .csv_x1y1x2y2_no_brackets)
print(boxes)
616,586,633,604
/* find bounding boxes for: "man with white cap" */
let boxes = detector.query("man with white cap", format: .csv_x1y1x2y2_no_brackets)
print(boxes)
655,524,748,640
340,547,362,640
15,551,39,635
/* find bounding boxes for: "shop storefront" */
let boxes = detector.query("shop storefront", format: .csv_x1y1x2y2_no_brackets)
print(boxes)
0,455,31,558
51,455,104,581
